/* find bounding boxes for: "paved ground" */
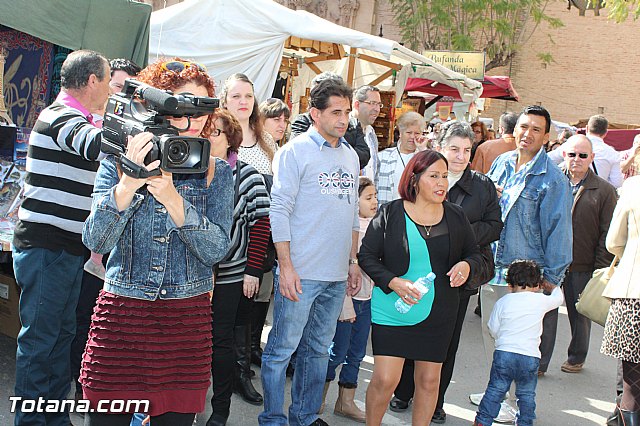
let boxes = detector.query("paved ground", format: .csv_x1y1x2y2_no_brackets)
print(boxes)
1,301,618,425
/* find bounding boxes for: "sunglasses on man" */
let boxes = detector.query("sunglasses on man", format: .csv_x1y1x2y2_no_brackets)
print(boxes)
567,152,589,159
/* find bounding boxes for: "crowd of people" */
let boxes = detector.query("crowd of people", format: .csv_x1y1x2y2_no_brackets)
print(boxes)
9,49,640,426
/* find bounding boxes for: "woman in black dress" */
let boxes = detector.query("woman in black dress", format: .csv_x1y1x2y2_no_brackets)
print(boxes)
359,150,483,425
390,121,503,423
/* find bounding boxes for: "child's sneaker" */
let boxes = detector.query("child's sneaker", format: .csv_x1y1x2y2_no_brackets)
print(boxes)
495,401,517,424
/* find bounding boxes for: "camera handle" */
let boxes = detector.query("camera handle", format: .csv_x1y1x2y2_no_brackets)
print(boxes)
118,155,161,179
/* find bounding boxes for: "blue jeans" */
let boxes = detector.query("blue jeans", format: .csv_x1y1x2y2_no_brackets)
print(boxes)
326,299,371,385
13,246,84,426
259,275,346,426
476,350,539,426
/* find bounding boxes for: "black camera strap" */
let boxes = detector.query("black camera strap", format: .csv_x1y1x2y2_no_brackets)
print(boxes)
118,155,161,179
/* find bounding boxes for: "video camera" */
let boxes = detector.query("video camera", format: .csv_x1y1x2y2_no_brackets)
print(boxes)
102,79,218,178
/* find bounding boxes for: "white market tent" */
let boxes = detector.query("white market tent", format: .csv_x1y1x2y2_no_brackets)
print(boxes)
149,0,483,110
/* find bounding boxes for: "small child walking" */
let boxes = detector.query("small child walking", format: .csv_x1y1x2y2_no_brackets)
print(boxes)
474,260,564,426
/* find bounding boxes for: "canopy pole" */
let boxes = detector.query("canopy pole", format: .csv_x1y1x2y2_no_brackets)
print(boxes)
357,53,402,71
346,47,356,86
306,63,322,75
424,95,444,110
368,69,393,87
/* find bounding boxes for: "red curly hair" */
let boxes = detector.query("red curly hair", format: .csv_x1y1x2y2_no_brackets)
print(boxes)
136,57,216,138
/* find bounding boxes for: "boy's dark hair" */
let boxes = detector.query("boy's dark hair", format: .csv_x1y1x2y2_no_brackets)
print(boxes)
109,58,142,77
505,260,543,289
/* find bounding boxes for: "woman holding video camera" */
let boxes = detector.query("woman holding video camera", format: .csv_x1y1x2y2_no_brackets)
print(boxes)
79,58,233,426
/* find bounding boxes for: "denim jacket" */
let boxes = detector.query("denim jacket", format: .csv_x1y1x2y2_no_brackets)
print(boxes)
82,156,233,301
487,149,573,285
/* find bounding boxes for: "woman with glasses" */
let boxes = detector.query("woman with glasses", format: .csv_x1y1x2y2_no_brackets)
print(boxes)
222,73,278,175
79,58,233,426
377,111,426,205
259,98,290,145
206,109,271,426
359,150,483,425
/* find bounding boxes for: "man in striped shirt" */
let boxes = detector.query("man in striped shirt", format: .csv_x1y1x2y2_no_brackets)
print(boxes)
12,50,110,425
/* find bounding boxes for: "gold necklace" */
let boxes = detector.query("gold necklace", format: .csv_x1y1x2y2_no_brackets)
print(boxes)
423,224,434,237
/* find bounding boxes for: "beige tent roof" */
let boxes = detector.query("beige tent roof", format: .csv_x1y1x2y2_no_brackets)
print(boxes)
149,0,482,106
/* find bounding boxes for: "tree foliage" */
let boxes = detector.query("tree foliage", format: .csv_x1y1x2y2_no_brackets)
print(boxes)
388,0,564,71
601,0,640,22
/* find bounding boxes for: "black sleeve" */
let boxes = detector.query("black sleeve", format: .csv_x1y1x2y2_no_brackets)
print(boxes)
458,210,484,280
470,177,503,247
345,120,371,169
290,113,312,138
357,205,397,294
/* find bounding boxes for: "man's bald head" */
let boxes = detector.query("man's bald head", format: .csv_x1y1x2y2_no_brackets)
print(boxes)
564,134,593,154
563,134,595,180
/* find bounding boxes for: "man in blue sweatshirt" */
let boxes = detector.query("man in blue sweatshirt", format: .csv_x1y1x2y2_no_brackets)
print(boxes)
259,78,362,426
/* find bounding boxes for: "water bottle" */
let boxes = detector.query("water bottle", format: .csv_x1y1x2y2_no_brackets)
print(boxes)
395,272,436,314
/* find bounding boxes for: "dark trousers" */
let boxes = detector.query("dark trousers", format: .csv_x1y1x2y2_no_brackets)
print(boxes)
561,271,592,364
211,281,253,417
538,307,559,373
13,247,84,426
394,293,471,409
70,269,104,393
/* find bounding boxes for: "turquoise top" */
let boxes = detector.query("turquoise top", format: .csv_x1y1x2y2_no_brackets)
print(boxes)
371,213,435,326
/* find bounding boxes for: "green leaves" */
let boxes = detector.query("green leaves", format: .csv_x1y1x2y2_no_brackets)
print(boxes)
602,0,640,22
389,0,563,71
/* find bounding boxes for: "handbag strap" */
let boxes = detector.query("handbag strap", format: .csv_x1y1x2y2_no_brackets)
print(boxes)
604,255,619,280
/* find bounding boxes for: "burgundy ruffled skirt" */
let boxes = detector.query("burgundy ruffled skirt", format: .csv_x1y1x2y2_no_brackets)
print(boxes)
79,290,212,416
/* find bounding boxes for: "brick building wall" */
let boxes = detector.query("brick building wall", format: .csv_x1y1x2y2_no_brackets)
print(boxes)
482,2,640,127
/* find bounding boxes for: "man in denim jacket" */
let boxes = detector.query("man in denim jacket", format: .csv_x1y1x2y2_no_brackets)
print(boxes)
470,105,573,420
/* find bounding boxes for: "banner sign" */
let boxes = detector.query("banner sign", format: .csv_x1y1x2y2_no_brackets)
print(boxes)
422,51,485,80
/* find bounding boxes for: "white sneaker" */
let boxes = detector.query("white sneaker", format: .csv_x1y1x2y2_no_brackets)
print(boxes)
469,392,484,406
469,391,511,406
495,401,517,424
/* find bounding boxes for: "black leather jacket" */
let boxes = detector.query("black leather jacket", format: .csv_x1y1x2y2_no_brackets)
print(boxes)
448,167,504,297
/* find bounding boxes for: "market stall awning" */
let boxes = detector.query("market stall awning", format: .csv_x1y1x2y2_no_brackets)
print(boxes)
0,0,151,67
405,75,518,101
148,0,482,105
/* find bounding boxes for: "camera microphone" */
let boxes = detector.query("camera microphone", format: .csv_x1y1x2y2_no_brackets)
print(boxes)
137,85,179,112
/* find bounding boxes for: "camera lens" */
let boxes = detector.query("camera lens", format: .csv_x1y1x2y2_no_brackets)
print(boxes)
167,139,190,165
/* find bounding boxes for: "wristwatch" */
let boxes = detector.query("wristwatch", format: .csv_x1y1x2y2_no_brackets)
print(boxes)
349,258,358,265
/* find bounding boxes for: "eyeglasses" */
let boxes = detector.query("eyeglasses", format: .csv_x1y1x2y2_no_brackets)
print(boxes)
161,61,206,74
567,152,589,159
361,100,384,108
210,129,224,137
